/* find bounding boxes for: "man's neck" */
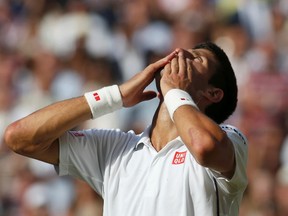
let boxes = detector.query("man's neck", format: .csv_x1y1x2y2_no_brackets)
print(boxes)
150,103,178,152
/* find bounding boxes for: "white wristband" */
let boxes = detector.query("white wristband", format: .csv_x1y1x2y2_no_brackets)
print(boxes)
84,85,123,119
164,89,199,121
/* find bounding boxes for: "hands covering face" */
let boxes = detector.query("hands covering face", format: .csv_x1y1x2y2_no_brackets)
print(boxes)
119,48,197,108
160,49,195,98
119,50,178,107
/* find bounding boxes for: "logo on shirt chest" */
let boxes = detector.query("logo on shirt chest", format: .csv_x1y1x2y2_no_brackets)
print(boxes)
172,151,187,165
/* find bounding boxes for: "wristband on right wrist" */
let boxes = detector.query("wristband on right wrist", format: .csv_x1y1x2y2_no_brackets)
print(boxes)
164,89,199,121
84,85,123,119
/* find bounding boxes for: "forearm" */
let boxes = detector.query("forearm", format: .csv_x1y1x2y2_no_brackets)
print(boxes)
174,105,225,151
173,105,234,174
5,96,91,154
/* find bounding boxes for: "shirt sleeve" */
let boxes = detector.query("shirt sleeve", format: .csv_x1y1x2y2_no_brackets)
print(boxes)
208,124,248,194
56,129,107,195
55,128,136,196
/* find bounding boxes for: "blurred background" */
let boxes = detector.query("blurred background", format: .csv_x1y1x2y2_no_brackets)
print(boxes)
0,0,288,215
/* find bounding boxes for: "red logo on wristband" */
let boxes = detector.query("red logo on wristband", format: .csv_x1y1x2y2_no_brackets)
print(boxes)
93,92,101,101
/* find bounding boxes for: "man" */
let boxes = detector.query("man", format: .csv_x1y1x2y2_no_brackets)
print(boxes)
4,42,248,216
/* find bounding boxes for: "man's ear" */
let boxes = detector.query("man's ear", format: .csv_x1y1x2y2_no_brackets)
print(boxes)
203,88,224,103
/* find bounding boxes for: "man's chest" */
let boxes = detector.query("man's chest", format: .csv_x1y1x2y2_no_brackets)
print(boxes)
105,143,212,199
102,144,215,216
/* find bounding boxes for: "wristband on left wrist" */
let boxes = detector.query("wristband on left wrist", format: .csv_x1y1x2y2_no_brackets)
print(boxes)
164,89,199,121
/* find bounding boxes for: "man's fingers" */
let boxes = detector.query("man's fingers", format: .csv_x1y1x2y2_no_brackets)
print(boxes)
178,50,186,77
164,62,171,75
149,50,178,73
141,91,157,102
170,57,179,74
162,50,178,64
186,58,193,81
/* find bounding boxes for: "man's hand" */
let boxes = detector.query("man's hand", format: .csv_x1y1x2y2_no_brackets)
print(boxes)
119,50,178,107
160,49,194,97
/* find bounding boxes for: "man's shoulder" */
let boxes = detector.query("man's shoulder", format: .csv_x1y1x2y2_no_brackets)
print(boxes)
64,128,140,145
220,124,248,146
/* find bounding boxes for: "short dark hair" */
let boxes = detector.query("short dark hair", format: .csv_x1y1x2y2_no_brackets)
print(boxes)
193,41,238,124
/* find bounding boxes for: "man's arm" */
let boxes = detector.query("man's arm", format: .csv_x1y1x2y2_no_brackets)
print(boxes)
4,51,177,165
4,96,91,165
161,49,235,178
174,106,235,178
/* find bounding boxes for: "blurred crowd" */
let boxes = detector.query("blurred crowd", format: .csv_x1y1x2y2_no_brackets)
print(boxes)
0,0,288,215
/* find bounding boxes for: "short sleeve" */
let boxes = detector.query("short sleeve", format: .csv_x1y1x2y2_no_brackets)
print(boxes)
55,128,137,196
56,129,108,195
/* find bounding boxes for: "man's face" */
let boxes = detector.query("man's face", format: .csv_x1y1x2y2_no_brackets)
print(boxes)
155,48,218,98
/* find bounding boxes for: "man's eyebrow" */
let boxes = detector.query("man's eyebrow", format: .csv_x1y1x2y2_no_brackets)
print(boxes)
188,49,207,62
193,50,205,57
192,50,205,61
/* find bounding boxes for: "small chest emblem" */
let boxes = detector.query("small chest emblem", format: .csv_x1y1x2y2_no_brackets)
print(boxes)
69,131,85,137
172,151,187,165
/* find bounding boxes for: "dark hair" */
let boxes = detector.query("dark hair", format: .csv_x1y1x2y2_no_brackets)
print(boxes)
193,41,238,124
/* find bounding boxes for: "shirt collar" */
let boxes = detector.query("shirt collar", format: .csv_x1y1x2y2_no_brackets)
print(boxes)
134,125,184,151
134,126,151,150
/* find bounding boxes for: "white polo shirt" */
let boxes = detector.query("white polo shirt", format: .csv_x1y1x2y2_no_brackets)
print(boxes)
57,124,248,216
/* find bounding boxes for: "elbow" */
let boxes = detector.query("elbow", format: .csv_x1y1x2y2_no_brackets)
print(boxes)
188,130,218,167
4,122,29,154
193,140,215,167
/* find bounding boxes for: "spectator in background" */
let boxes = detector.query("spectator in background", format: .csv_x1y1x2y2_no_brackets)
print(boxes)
68,179,103,216
240,169,276,216
21,182,50,216
275,166,288,216
240,41,288,175
210,18,252,129
0,48,20,149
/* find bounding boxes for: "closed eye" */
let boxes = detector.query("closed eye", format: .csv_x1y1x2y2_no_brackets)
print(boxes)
193,55,203,62
191,50,203,63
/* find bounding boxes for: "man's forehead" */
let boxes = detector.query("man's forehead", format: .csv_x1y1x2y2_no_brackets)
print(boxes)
188,48,217,64
187,48,214,57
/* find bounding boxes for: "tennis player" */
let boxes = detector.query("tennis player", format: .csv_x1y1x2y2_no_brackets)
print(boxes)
5,41,248,216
